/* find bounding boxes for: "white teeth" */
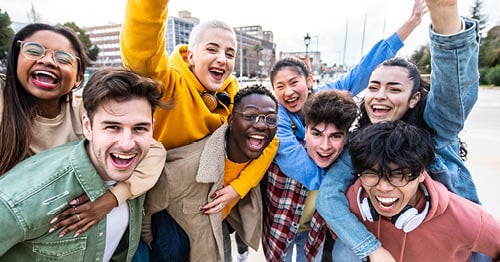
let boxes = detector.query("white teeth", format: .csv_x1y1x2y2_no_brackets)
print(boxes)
212,68,223,73
372,105,390,110
376,196,397,203
249,135,264,140
111,153,134,160
318,153,331,157
286,97,298,103
34,71,57,79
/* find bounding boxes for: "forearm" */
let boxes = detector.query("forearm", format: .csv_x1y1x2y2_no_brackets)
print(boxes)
427,0,461,34
316,151,380,258
120,0,170,75
319,32,403,96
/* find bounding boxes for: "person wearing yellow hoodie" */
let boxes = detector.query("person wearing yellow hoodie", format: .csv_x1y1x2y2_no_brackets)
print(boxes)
120,0,278,261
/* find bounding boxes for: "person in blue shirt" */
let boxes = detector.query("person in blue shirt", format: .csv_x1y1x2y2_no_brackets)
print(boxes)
271,0,427,190
316,0,487,260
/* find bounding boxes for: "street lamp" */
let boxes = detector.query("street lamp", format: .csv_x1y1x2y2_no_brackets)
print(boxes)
304,33,311,62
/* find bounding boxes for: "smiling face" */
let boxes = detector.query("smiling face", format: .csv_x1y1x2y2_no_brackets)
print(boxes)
16,30,82,116
364,66,420,123
187,28,236,92
272,67,313,113
305,122,348,168
363,163,425,218
83,98,153,182
227,93,277,163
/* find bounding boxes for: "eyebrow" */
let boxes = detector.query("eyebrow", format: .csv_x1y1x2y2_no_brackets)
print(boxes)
101,120,152,127
369,80,403,86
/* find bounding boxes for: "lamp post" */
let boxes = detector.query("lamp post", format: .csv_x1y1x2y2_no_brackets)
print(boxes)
304,33,311,63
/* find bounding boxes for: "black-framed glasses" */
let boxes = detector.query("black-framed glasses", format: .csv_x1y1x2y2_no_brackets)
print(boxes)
18,40,80,68
357,168,419,187
233,111,278,128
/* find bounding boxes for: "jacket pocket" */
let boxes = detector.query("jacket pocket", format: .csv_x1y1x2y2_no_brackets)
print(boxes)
33,237,87,261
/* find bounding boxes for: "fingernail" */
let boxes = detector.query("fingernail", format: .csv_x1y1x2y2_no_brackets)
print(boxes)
74,232,80,238
50,217,58,224
70,200,77,205
48,227,55,233
211,193,217,198
58,232,65,238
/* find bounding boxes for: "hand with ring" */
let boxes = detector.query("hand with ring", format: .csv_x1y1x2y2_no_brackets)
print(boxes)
201,185,239,215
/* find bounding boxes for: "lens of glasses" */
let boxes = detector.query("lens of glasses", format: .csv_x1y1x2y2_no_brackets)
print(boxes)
235,111,277,128
359,168,416,187
19,41,78,67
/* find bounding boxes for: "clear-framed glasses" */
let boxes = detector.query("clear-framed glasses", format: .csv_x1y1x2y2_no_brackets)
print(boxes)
357,168,419,187
17,40,80,68
233,111,278,128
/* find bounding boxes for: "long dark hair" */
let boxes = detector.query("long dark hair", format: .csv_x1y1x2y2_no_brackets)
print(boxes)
355,57,432,133
0,23,89,175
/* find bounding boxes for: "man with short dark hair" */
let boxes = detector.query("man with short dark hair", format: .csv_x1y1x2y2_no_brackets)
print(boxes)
0,67,165,261
335,121,500,261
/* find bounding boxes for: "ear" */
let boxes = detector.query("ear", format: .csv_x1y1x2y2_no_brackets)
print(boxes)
187,50,194,67
74,72,84,89
417,170,427,183
408,91,421,109
82,113,93,141
228,113,234,128
306,73,314,89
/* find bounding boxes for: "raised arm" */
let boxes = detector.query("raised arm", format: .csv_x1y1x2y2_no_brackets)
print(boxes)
120,0,170,79
318,0,425,96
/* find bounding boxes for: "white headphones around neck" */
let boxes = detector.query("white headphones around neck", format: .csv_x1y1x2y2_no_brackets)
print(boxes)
357,184,430,233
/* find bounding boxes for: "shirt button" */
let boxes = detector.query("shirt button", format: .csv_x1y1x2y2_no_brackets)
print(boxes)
99,232,104,236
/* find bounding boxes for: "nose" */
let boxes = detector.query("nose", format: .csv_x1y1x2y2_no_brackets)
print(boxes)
37,50,57,66
253,115,268,129
215,51,226,63
374,87,387,99
118,130,135,151
375,175,395,192
319,136,332,151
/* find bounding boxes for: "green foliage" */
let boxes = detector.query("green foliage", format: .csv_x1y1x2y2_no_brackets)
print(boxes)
469,0,488,34
479,26,500,68
486,65,500,86
0,9,14,60
410,44,431,74
479,67,490,85
61,22,99,61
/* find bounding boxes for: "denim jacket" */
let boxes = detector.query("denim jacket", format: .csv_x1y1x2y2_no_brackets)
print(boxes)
316,17,480,258
0,140,144,261
275,32,404,190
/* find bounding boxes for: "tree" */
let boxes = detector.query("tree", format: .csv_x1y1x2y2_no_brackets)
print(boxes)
469,0,488,34
0,9,14,72
410,44,431,74
478,26,500,68
61,22,99,62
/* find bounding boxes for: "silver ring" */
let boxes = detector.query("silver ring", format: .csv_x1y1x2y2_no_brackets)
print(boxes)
217,203,223,209
73,206,77,214
76,214,81,221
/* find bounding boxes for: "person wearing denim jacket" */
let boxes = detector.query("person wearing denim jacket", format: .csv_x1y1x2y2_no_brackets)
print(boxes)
274,0,427,190
0,140,145,261
316,12,482,261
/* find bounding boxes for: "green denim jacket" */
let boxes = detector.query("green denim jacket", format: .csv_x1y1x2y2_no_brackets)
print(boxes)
0,140,144,261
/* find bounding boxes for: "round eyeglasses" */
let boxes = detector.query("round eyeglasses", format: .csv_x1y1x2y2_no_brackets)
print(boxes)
18,40,80,68
357,168,420,187
233,111,278,128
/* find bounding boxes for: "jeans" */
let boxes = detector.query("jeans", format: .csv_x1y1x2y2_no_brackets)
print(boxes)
132,209,189,262
284,230,324,262
332,240,366,262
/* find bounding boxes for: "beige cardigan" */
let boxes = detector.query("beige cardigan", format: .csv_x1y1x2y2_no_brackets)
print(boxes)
142,123,263,262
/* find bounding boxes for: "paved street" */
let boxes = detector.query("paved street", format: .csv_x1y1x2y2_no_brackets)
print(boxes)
460,87,500,218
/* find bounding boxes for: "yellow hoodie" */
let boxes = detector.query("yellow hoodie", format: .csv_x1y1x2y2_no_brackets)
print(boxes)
120,0,277,198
